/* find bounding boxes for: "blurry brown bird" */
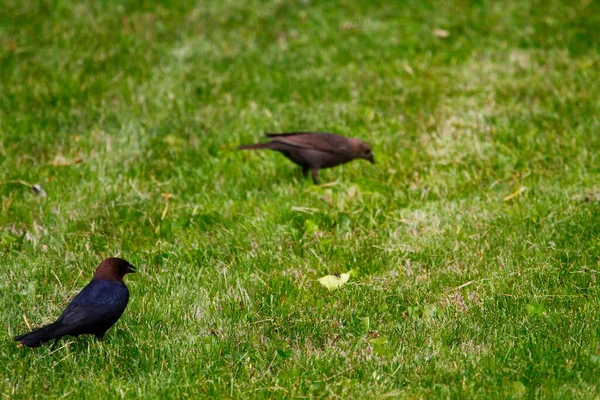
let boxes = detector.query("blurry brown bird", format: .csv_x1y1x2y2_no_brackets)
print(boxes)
238,132,375,184
14,258,136,348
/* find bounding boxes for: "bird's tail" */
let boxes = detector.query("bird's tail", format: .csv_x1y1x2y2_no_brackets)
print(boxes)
14,321,63,348
237,142,273,150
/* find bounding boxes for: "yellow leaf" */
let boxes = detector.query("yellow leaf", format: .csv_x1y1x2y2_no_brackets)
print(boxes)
318,273,350,290
432,28,450,38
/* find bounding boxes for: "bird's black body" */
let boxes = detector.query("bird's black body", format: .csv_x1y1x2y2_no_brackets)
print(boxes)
15,258,135,348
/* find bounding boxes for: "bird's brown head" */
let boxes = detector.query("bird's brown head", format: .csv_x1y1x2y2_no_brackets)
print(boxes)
351,139,375,164
93,257,136,281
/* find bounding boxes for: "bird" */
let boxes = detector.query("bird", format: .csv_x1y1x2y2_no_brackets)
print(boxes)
14,257,136,348
238,132,375,184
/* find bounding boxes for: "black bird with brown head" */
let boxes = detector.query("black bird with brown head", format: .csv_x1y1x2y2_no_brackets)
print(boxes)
14,257,136,348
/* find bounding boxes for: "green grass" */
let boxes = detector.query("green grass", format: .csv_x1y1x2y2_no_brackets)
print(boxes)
1,0,599,398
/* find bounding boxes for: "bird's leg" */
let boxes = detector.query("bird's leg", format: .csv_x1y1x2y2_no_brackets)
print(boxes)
311,169,320,185
95,333,105,341
302,166,309,178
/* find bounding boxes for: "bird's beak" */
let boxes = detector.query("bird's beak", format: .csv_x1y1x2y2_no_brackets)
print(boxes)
366,154,375,164
127,265,137,274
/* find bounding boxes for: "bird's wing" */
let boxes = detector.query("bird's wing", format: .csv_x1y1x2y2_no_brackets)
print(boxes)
58,281,129,325
266,132,350,155
59,302,127,326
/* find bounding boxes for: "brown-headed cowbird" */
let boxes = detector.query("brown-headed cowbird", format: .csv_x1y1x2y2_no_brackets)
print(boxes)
238,132,375,184
14,258,136,348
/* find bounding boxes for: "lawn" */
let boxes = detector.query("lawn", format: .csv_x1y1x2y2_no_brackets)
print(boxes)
1,0,599,398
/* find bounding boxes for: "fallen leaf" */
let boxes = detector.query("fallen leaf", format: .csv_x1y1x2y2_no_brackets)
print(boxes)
318,273,350,290
433,28,450,38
